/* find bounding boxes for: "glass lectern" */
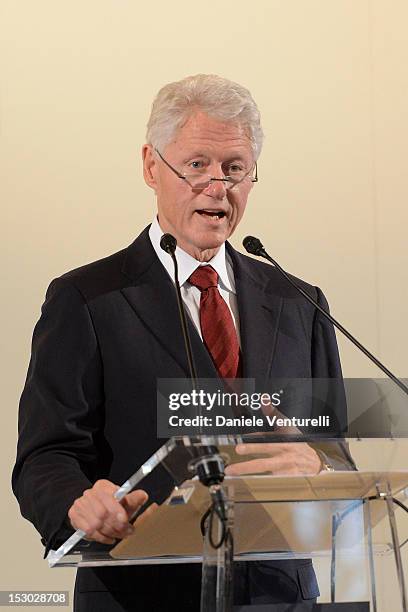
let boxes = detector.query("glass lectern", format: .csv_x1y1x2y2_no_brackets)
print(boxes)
48,433,408,612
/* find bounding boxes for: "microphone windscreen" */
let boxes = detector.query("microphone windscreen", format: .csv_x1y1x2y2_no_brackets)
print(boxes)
160,233,177,254
243,235,264,256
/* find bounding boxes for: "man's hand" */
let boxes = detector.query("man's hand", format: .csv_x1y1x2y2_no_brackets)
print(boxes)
224,442,322,477
68,479,148,545
224,402,323,477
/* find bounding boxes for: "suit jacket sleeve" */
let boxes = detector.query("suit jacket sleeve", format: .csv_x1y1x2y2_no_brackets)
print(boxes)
12,278,104,553
310,286,356,470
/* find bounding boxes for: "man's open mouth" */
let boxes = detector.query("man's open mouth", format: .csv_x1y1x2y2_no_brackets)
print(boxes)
196,210,226,220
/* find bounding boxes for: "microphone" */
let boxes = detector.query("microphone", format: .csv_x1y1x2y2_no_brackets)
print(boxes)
160,233,177,255
243,235,408,397
243,235,265,257
160,233,198,387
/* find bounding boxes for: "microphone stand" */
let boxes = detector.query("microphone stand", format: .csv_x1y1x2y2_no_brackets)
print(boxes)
160,234,230,542
243,235,408,398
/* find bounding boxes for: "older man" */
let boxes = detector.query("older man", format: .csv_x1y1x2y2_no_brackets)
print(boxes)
13,74,351,611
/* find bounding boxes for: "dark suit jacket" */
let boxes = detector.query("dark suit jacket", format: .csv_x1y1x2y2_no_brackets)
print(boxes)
12,226,352,611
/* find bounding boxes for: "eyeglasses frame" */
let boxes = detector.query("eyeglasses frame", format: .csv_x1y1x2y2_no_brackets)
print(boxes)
154,148,258,189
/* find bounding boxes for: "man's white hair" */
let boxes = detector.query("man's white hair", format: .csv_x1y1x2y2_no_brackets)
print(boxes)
146,74,264,160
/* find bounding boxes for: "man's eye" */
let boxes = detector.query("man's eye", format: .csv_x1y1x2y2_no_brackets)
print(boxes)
190,161,204,170
226,164,244,174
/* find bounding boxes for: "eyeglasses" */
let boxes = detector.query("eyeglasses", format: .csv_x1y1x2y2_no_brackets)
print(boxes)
155,148,258,190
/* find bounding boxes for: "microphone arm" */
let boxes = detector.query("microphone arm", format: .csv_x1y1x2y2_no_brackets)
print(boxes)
243,235,408,397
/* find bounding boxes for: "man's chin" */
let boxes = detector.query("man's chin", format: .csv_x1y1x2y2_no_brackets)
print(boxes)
194,237,226,254
180,235,227,261
195,227,230,249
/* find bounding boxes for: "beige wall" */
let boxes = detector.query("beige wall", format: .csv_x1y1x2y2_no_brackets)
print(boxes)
1,1,407,609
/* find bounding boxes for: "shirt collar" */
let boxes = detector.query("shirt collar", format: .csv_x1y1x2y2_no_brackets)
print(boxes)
148,216,236,293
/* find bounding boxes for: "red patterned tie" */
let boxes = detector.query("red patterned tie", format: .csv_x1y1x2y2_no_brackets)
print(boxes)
188,265,241,378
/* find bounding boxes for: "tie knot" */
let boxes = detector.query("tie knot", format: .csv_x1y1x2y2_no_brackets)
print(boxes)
188,265,219,291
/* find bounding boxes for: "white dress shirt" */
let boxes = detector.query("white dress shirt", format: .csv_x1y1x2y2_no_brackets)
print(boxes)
149,217,241,347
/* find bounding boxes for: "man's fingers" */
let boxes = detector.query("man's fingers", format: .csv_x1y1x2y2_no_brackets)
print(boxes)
235,443,291,456
70,509,133,542
69,508,118,543
91,481,145,530
226,458,279,475
67,481,148,544
89,481,127,522
99,515,134,539
226,444,322,476
69,498,129,540
79,487,129,535
226,452,301,475
85,531,116,545
122,489,149,516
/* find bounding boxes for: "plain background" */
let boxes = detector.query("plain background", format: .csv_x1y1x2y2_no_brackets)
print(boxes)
1,1,407,609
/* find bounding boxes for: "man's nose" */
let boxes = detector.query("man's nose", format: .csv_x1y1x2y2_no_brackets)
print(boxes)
205,169,228,198
208,178,228,197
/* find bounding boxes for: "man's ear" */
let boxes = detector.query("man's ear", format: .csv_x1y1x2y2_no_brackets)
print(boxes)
142,144,157,192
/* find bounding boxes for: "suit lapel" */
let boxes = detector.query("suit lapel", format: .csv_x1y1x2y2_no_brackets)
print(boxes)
121,228,218,379
228,244,283,382
121,228,282,382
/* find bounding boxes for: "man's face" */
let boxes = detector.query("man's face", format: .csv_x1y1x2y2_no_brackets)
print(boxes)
143,111,255,261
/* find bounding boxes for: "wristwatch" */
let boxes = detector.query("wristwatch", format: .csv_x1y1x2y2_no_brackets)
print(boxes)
315,450,335,472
